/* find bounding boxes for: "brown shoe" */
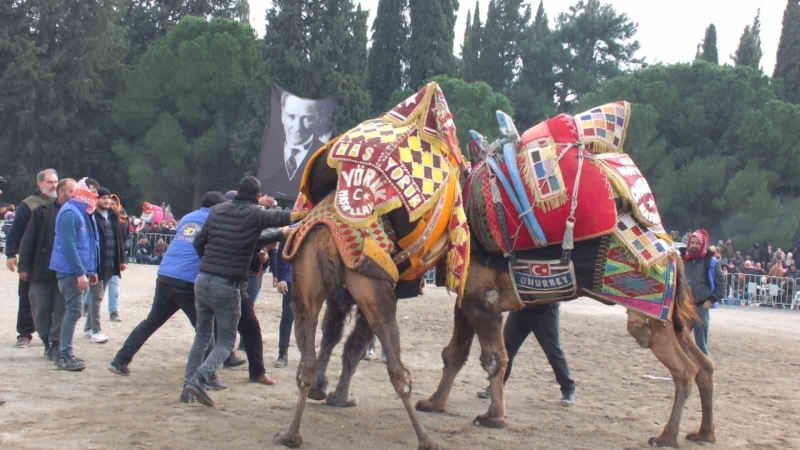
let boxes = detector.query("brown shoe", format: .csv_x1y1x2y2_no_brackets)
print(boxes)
250,373,276,385
16,336,31,348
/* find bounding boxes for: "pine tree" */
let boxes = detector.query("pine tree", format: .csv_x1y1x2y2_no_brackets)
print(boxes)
733,10,763,70
698,23,719,64
476,0,530,91
367,0,409,112
774,0,800,103
407,0,459,89
461,1,482,82
512,0,557,127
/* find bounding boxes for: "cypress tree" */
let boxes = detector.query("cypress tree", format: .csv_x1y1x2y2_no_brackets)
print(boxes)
774,0,800,103
366,0,409,112
476,0,530,91
461,1,482,82
407,0,458,89
512,0,557,126
698,24,719,64
733,10,763,70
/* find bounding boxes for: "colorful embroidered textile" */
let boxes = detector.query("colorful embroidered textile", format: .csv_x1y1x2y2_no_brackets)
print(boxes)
586,235,676,320
520,137,567,211
510,259,577,303
595,153,666,234
612,213,671,269
575,101,631,154
327,83,467,225
283,196,398,282
445,188,470,299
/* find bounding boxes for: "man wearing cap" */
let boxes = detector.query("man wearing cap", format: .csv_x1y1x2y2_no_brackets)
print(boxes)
681,229,725,355
82,187,126,344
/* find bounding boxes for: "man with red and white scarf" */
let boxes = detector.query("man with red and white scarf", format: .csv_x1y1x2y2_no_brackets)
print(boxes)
681,229,724,355
50,178,100,371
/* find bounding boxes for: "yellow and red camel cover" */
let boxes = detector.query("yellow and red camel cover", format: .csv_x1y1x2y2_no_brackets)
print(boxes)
287,82,471,297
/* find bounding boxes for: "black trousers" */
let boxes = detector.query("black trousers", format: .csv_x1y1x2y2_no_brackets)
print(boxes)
238,284,265,379
114,276,197,365
503,304,575,396
17,278,35,338
278,285,294,354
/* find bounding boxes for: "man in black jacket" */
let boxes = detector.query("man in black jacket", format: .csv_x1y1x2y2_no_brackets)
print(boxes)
83,187,127,343
182,176,292,407
19,178,75,360
5,168,58,347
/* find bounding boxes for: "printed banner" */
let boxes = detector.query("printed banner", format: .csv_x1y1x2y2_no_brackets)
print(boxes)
510,258,577,304
257,84,336,202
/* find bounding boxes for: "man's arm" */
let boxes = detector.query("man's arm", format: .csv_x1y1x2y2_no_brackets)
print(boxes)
193,222,209,257
59,211,86,276
256,208,292,230
17,208,43,275
5,202,32,257
275,241,288,282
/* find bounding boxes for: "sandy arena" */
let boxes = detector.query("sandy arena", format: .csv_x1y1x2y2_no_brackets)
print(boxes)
1,261,798,449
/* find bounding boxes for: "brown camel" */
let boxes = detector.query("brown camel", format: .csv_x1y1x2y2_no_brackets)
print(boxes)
414,236,716,448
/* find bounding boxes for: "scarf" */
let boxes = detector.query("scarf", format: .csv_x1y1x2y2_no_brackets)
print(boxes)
683,229,709,261
72,177,98,214
111,194,128,223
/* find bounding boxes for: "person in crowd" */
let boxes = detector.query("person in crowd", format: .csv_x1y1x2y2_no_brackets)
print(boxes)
768,259,786,278
153,237,168,262
730,250,744,269
477,303,577,406
107,194,129,321
754,262,766,276
2,204,15,235
82,187,127,344
5,168,59,348
108,192,228,390
181,176,293,407
18,178,75,361
681,229,724,356
50,177,100,371
135,235,155,264
273,232,294,368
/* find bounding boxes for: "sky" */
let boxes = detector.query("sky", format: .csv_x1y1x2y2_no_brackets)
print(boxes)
248,0,786,75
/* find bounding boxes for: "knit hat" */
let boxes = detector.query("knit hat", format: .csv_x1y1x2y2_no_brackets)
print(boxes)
72,177,98,214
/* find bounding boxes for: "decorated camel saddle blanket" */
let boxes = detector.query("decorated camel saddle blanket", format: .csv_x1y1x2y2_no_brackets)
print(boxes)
510,258,577,303
289,82,471,296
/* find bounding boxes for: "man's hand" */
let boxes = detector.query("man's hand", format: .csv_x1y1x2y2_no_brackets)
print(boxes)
89,274,99,286
77,275,89,292
277,281,289,295
19,272,29,281
6,256,16,272
272,276,278,288
702,299,713,309
258,195,276,208
120,263,127,272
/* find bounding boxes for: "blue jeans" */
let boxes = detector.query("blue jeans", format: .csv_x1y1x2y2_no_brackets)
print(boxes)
108,275,120,314
247,272,263,303
278,284,294,354
184,273,241,384
58,277,86,357
693,306,710,355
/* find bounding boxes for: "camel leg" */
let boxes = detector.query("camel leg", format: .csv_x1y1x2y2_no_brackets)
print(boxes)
326,309,374,407
470,290,507,429
679,331,716,443
628,314,697,448
345,271,441,450
309,291,352,401
415,300,475,413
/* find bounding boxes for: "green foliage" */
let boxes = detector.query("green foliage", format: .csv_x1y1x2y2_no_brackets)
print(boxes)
407,0,459,89
554,0,641,111
581,62,800,248
387,75,513,154
264,0,371,132
476,0,530,91
367,0,408,113
733,10,763,70
773,0,800,103
460,1,482,82
697,23,719,64
112,17,265,214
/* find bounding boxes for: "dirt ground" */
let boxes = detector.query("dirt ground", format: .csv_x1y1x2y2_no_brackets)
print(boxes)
0,260,798,449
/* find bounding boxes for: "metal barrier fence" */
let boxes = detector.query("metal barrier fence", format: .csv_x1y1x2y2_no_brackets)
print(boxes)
128,232,176,265
723,272,799,309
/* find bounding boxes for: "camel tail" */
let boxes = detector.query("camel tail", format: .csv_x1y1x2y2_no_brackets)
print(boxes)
671,257,700,334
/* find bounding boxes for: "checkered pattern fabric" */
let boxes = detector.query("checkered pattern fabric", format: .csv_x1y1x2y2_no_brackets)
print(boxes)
612,213,671,269
521,137,568,211
575,101,630,153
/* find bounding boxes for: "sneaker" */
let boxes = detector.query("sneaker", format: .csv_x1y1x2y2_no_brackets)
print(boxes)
15,336,31,348
476,386,490,399
363,347,375,361
273,354,288,368
184,378,213,407
57,355,86,372
179,389,196,404
205,376,229,391
91,332,109,344
561,391,576,407
223,351,246,368
110,312,121,322
108,360,130,376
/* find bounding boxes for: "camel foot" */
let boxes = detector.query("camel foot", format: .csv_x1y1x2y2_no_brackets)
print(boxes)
273,431,303,448
686,429,716,443
415,398,445,413
648,435,679,448
472,413,507,429
325,392,358,407
308,387,327,401
418,439,443,450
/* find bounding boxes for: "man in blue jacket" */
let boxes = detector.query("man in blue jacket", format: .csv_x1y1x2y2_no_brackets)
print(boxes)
108,192,226,376
49,178,100,371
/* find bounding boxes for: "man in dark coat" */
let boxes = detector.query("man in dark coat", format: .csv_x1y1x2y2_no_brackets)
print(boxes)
682,229,725,355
